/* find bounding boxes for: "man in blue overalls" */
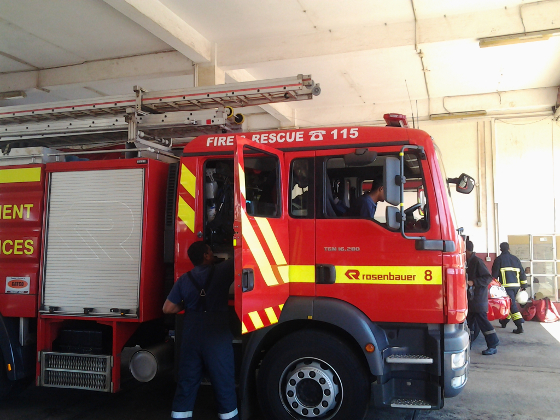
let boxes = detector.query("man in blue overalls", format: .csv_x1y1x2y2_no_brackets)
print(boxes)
163,241,238,420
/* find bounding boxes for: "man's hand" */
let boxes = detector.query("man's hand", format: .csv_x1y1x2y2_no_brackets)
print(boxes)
467,281,474,286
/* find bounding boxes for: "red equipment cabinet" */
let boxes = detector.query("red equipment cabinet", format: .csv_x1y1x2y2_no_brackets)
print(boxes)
0,165,45,318
36,158,169,393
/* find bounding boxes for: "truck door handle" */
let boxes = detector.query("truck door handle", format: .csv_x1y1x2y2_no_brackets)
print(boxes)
316,264,336,284
242,269,254,292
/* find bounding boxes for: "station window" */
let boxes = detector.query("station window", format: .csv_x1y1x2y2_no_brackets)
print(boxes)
289,158,314,218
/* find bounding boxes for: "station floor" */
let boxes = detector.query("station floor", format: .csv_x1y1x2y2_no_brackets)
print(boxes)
2,320,559,420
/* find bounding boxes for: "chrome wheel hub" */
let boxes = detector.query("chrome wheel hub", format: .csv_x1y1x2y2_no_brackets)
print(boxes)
282,360,340,418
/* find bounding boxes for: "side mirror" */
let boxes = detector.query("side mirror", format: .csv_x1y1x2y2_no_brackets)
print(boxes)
386,206,401,231
384,157,402,206
448,173,475,194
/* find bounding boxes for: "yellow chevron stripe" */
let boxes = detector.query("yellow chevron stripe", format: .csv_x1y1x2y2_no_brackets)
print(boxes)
289,265,315,283
238,163,246,198
242,322,248,334
249,311,264,330
254,218,287,265
254,218,290,284
180,164,196,197
241,209,278,286
277,265,290,284
178,196,195,232
279,304,284,311
0,167,41,184
265,307,278,324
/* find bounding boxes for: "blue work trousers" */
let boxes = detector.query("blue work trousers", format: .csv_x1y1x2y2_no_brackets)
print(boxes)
171,312,238,420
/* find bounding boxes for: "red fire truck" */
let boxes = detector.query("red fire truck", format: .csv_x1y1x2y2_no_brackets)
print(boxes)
0,77,474,419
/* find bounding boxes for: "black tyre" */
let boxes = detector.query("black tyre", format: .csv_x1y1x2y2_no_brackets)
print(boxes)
257,329,370,420
0,352,14,401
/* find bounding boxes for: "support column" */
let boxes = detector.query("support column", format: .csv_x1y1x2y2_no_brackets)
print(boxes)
195,44,225,87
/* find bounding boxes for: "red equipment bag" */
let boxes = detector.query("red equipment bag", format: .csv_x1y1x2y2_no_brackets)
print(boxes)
524,298,560,322
521,302,536,321
536,298,560,323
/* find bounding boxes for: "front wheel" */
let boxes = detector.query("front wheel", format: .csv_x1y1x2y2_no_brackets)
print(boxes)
257,329,370,420
0,352,14,401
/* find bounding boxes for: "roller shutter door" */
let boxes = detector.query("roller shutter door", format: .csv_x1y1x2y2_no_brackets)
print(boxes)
42,169,144,316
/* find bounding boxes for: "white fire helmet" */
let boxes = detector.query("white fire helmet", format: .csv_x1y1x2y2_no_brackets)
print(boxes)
516,290,529,305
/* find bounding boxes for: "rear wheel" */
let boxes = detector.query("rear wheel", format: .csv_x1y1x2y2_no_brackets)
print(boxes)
257,329,370,420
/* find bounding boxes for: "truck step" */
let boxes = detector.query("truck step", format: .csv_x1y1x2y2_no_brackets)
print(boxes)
386,354,433,364
390,398,433,409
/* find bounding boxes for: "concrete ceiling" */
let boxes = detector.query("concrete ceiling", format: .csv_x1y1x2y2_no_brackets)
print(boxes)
1,0,559,131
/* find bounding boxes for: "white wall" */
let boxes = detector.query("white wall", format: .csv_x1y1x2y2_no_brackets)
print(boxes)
495,118,560,240
418,116,559,255
421,120,495,255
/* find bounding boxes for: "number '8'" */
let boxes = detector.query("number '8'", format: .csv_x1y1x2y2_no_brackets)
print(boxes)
424,270,432,281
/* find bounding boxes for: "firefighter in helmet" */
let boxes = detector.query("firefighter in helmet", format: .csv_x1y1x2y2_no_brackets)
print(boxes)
492,242,528,334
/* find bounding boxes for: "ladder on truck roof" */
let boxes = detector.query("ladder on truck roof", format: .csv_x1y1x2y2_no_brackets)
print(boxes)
0,74,320,149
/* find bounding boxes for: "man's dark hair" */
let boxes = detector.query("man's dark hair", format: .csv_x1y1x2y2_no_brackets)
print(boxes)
466,240,474,252
187,241,209,266
500,242,510,252
370,176,383,192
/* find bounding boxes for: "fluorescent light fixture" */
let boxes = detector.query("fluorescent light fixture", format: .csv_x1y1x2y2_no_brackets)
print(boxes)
430,110,487,121
0,90,27,100
479,28,560,48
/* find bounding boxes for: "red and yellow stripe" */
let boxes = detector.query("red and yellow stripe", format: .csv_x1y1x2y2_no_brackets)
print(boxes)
177,163,196,232
242,304,284,334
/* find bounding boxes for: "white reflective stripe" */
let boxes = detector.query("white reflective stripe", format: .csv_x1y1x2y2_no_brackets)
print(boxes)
171,411,193,418
219,408,238,419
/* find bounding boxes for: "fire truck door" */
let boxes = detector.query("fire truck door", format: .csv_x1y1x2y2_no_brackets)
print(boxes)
233,137,289,334
315,150,444,324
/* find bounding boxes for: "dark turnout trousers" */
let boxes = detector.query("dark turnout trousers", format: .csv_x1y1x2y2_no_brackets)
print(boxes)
467,311,499,348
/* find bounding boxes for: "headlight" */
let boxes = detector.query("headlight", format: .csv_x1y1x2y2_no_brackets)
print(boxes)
451,374,467,388
451,349,467,369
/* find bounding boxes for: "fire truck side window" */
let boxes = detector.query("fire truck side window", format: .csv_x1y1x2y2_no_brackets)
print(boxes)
324,153,429,232
290,158,314,218
244,154,280,218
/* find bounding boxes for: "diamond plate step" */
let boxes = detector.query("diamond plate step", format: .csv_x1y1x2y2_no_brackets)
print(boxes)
386,354,433,364
391,398,432,409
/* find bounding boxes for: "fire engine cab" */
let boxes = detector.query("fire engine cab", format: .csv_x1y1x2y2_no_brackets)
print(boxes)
176,115,474,419
0,75,474,420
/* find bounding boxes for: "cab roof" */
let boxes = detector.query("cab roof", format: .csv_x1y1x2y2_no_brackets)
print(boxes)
182,126,432,155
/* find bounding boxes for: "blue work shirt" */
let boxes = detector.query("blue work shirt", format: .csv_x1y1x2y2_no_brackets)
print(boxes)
349,194,377,218
167,259,234,313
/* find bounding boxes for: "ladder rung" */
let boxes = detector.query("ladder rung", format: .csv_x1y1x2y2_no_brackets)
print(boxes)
386,355,433,364
391,398,432,409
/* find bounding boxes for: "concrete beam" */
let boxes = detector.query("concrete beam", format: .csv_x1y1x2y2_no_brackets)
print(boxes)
103,0,212,63
430,87,558,115
0,51,193,92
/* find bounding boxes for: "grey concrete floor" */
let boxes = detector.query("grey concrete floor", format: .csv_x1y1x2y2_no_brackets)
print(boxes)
1,320,559,420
